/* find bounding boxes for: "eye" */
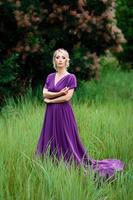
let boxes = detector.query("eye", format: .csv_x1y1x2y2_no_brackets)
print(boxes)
62,56,66,59
55,56,59,59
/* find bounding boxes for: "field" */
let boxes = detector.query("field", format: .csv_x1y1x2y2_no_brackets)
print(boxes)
0,59,133,200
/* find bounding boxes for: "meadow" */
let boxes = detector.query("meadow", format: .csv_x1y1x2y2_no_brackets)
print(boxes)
0,57,133,200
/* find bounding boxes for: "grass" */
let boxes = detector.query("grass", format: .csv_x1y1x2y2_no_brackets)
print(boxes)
0,59,133,200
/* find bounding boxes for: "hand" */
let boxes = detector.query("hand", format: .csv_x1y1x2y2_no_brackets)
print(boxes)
44,98,51,103
60,87,69,95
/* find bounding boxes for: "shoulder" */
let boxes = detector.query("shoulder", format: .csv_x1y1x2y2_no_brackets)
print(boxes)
48,72,55,77
67,73,77,88
68,73,77,80
46,72,55,79
68,73,76,77
67,74,77,85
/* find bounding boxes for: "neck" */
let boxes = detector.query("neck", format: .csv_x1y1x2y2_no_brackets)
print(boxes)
56,68,68,75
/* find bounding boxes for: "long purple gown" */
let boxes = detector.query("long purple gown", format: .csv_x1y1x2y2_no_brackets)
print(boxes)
35,72,124,179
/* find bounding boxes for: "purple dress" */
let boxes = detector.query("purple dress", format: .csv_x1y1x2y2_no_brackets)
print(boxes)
35,72,124,179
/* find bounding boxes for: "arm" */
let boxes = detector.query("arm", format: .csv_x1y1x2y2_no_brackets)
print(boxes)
43,88,62,99
44,89,75,103
43,87,69,99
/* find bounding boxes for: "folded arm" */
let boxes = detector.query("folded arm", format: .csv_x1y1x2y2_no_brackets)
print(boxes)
44,89,75,103
43,88,63,99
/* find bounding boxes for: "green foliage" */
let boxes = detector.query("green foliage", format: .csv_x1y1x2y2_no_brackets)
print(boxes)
0,53,21,105
75,55,133,104
86,0,106,15
116,0,133,65
0,0,126,105
0,66,133,199
0,53,19,83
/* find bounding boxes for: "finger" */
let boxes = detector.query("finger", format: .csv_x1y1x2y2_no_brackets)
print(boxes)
64,87,68,90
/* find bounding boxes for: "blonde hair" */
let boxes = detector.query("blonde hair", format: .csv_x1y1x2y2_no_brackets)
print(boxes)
53,48,70,70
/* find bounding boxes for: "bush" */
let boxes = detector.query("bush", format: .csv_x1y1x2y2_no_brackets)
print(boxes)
0,0,125,105
116,0,133,66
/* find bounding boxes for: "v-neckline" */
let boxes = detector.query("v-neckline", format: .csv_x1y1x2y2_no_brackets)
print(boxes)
54,72,70,87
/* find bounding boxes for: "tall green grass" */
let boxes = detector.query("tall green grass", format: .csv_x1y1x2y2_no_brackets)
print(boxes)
0,60,133,200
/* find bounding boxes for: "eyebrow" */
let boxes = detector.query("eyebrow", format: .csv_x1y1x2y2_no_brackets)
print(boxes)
55,55,66,58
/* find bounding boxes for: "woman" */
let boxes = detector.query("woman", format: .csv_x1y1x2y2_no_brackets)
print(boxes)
35,48,124,179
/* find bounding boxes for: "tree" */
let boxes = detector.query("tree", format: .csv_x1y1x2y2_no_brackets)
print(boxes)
116,0,133,66
0,0,125,105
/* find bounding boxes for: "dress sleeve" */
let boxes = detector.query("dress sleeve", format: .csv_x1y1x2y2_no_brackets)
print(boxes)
44,75,50,89
67,74,77,90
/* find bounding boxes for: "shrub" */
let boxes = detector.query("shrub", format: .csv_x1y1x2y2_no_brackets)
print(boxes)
116,0,133,66
0,0,125,104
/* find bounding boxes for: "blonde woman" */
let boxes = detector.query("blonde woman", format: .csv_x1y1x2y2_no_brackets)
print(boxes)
35,48,124,180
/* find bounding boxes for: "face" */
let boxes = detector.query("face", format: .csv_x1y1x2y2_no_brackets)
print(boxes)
54,52,67,69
